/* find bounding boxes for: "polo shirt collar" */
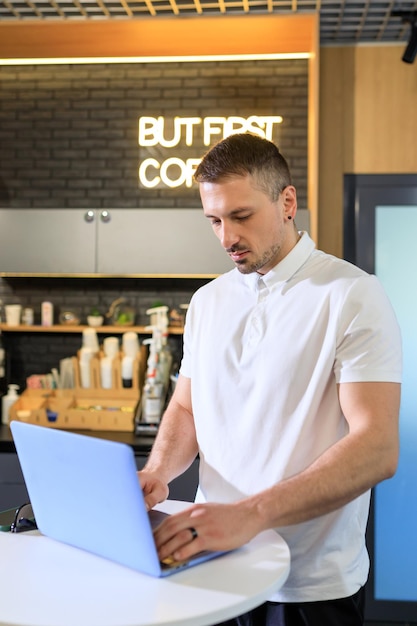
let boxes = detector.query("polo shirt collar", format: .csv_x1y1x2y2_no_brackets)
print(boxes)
240,231,316,291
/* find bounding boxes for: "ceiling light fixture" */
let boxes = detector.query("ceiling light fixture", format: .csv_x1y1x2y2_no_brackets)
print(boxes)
0,53,311,67
392,9,417,64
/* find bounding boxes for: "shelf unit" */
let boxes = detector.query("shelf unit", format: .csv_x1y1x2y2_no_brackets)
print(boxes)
0,324,183,335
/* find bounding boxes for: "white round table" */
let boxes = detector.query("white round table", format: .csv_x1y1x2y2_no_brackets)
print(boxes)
0,500,290,626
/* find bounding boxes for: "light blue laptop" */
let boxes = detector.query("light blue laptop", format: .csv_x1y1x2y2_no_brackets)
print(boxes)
10,421,226,577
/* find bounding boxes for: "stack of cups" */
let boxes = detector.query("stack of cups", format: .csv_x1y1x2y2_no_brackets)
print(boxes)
80,329,99,389
82,328,99,353
101,336,120,389
5,304,22,326
79,347,94,388
122,332,139,358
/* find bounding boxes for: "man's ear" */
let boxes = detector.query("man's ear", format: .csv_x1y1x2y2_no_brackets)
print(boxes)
282,185,297,220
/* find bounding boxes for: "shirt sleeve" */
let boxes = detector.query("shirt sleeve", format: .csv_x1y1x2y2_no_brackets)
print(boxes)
334,274,402,384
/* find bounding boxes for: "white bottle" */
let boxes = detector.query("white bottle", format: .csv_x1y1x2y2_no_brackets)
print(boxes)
121,355,134,389
100,356,113,390
2,384,20,426
41,301,54,326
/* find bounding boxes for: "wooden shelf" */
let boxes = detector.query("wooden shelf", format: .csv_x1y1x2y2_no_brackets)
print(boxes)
0,324,183,335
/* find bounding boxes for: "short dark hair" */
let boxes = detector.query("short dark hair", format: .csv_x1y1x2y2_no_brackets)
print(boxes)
194,133,292,202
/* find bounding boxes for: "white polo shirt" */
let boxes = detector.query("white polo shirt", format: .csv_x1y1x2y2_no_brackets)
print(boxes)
180,232,402,602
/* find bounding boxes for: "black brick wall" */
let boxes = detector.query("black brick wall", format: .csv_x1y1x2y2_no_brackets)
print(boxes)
0,59,308,209
0,58,308,387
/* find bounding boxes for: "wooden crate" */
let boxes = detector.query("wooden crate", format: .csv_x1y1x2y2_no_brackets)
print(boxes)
10,388,139,432
10,346,147,432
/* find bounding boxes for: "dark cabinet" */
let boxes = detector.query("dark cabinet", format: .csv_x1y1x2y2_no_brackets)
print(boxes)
0,447,199,511
0,453,29,510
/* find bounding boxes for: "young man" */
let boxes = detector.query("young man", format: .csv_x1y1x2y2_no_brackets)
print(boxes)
139,133,402,626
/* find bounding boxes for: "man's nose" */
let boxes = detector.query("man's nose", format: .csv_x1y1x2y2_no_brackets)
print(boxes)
220,222,239,249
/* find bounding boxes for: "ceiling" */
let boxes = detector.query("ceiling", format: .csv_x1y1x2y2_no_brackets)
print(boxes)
0,0,416,45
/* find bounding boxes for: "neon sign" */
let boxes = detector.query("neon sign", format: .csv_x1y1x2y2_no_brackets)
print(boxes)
138,115,283,189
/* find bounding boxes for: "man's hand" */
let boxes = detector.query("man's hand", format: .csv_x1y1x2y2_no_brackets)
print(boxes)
138,470,169,511
153,500,262,563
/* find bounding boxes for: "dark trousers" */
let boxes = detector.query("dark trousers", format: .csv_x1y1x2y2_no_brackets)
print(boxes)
215,587,365,626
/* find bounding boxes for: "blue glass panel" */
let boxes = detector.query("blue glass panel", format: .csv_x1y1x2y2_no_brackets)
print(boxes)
375,205,417,602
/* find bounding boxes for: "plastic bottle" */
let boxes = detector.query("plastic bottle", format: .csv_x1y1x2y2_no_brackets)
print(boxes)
41,301,54,326
0,330,6,390
141,371,163,423
100,356,113,390
159,331,173,392
0,330,7,414
121,355,134,389
145,305,172,393
2,384,20,426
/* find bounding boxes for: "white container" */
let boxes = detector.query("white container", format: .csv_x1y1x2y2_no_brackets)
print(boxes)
122,332,139,358
79,347,94,388
2,384,20,425
82,328,99,353
5,304,22,326
103,336,119,358
141,376,163,423
121,355,134,388
41,301,54,326
22,307,34,325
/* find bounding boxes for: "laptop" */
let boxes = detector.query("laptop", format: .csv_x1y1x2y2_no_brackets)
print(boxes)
10,421,227,577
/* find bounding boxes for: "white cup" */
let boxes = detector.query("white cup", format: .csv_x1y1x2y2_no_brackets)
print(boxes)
122,331,139,358
103,336,119,358
82,328,99,353
5,304,22,326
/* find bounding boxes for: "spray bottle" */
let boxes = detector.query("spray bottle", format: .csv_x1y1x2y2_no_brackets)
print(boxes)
145,306,172,395
140,337,163,423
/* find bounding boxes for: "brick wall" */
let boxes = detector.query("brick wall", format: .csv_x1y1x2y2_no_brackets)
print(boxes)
0,58,308,387
0,59,308,209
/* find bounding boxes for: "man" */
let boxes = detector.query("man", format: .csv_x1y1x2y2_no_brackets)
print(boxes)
139,133,402,625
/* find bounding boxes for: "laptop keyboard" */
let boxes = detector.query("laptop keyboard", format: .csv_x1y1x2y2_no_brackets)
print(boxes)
148,509,169,530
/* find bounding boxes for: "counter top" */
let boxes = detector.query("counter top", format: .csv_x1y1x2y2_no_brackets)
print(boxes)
0,424,155,455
